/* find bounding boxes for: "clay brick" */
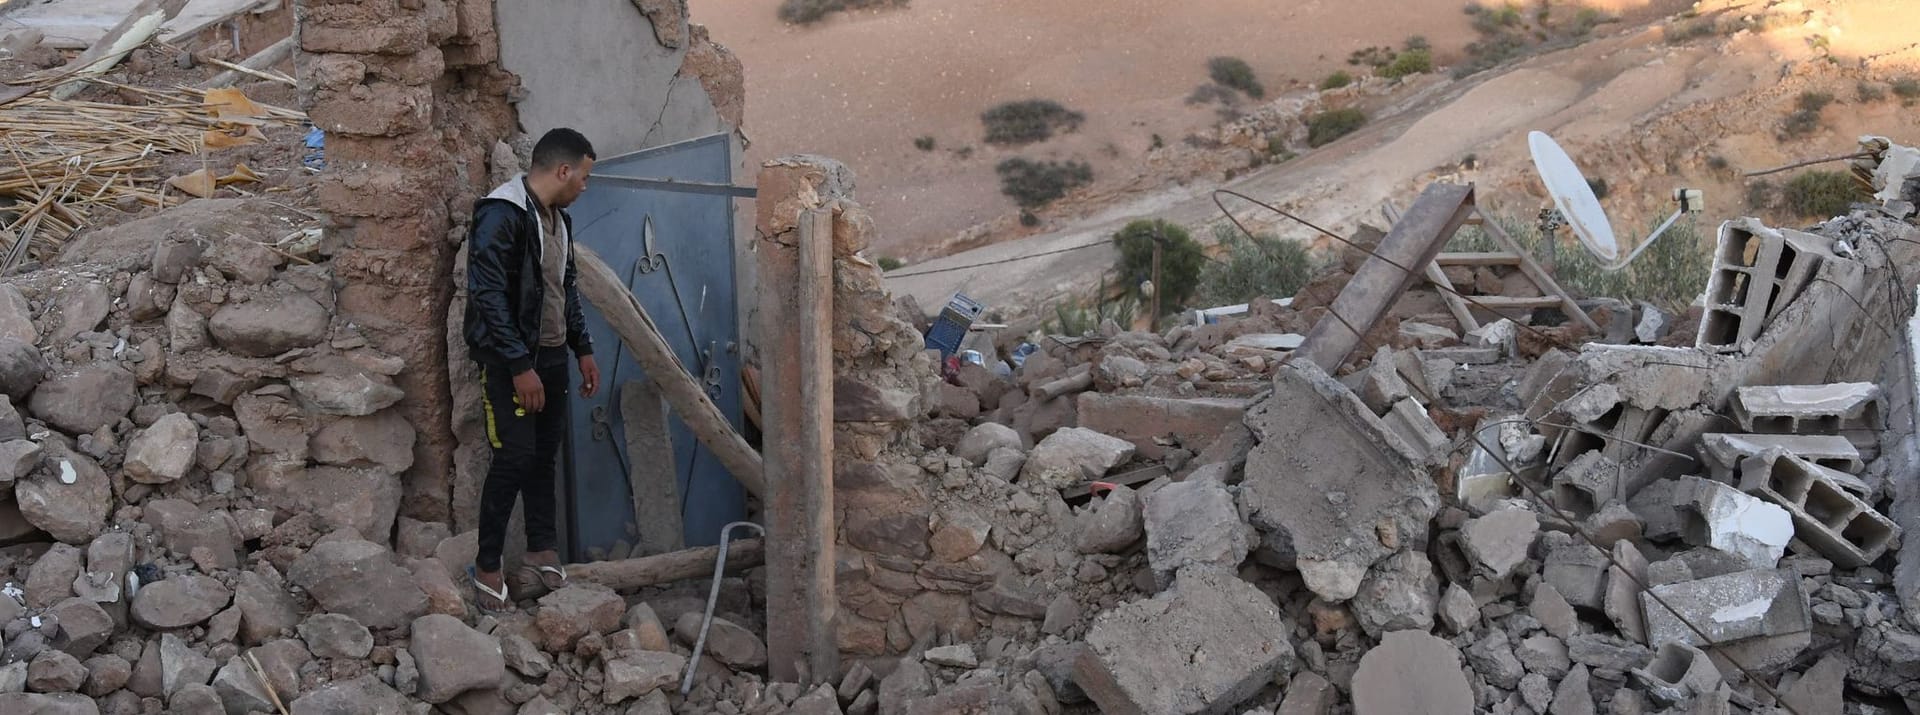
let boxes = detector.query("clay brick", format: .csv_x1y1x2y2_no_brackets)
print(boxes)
310,82,433,137
333,249,441,289
316,167,440,219
322,135,446,169
302,55,366,94
1737,451,1901,568
362,47,445,87
342,213,451,252
450,0,495,44
442,41,498,69
337,284,441,330
301,20,429,56
422,0,458,44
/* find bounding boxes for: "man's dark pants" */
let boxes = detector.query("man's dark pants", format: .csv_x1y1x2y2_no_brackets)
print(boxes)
476,349,570,573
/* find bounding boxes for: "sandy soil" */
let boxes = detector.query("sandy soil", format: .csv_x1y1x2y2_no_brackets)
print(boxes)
874,0,1920,317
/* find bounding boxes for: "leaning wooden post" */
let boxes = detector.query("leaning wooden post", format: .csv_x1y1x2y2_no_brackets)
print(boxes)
573,244,768,498
759,207,839,683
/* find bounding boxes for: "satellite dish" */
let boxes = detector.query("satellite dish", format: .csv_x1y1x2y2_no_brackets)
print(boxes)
1527,130,1701,271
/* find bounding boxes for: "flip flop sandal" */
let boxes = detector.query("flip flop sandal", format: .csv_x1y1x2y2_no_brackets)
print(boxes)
467,565,511,615
529,563,569,591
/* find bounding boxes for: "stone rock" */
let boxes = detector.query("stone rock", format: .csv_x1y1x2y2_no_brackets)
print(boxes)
27,650,86,693
1520,672,1555,712
534,585,626,652
928,509,991,562
1241,362,1438,602
1542,536,1610,610
1465,630,1526,689
144,500,239,570
1550,664,1595,715
166,294,210,353
253,466,400,545
1350,631,1474,715
1350,550,1438,638
1459,507,1539,579
601,651,685,704
50,599,112,658
288,538,429,630
981,447,1025,482
0,438,40,486
0,286,35,345
625,603,673,652
1439,582,1478,634
171,685,224,715
410,614,504,704
130,575,232,630
1605,541,1651,644
123,413,199,484
671,612,766,670
0,693,100,714
235,571,301,646
1075,567,1293,715
1043,593,1081,636
1276,671,1335,715
310,412,416,472
46,280,108,346
499,635,551,678
1531,583,1579,641
26,543,83,608
212,640,311,715
1143,479,1253,589
289,368,405,417
1779,651,1846,715
923,644,978,669
289,675,410,715
1072,486,1144,555
80,654,129,698
0,338,47,400
955,423,1021,465
159,633,217,696
207,294,329,357
1516,634,1572,679
0,396,26,441
28,364,136,436
297,613,372,659
1020,427,1134,488
206,235,282,284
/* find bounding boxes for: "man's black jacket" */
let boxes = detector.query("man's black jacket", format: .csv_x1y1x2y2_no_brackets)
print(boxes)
463,176,593,375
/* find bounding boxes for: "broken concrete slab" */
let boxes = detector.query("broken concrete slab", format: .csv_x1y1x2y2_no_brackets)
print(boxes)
1076,393,1248,460
1459,507,1538,580
954,423,1021,466
1676,476,1792,569
1241,361,1438,601
1640,568,1809,648
1072,486,1144,555
1605,541,1651,644
1350,630,1474,715
1630,641,1722,707
1074,567,1294,715
1380,398,1448,463
1731,382,1883,434
1019,427,1134,489
1551,451,1620,517
1349,550,1438,638
1698,433,1862,484
1737,450,1902,568
1778,651,1846,715
1143,479,1253,589
1541,534,1609,610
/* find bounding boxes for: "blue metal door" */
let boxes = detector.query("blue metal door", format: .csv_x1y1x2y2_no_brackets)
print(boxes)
562,134,749,558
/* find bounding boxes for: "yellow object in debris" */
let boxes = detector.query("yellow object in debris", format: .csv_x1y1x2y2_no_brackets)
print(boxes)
202,87,267,121
166,169,216,198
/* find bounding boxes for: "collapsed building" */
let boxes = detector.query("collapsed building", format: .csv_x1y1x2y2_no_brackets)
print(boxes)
0,1,1914,714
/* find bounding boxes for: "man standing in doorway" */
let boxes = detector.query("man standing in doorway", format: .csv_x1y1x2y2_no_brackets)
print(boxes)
462,128,602,613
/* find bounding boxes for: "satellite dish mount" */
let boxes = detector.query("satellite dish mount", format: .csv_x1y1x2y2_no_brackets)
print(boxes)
1528,131,1703,271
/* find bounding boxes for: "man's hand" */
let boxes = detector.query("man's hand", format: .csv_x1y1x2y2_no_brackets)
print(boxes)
579,355,600,398
512,370,545,413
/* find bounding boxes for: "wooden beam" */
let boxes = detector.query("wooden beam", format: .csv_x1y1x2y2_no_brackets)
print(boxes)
571,539,763,591
573,244,767,498
760,209,839,683
1477,211,1602,333
199,35,295,89
1298,183,1475,372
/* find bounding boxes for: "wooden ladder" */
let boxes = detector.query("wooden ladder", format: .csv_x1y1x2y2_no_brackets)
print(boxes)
1387,204,1599,336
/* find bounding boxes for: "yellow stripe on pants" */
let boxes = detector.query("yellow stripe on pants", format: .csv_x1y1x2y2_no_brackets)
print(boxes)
480,367,503,449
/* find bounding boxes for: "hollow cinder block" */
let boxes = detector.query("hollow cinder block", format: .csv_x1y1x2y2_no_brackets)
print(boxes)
1737,450,1902,568
1698,433,1863,487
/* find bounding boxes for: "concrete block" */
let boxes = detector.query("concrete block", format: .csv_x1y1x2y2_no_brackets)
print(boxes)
1542,536,1609,610
1074,568,1294,715
1696,220,1836,354
1639,568,1810,648
1552,451,1620,517
1380,398,1447,463
1730,383,1883,435
1675,476,1793,569
1698,433,1862,484
1605,541,1651,644
1350,631,1474,715
1076,393,1248,460
1630,642,1722,706
1736,451,1902,568
1456,416,1538,509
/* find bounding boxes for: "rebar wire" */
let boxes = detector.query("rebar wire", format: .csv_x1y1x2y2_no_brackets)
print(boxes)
1209,189,1597,357
1219,187,1813,712
1744,152,1877,178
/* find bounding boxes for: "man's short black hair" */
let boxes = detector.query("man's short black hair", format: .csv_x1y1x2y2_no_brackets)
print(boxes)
530,128,596,170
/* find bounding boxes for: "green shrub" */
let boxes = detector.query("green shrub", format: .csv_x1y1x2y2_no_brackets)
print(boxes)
1348,46,1396,68
876,256,903,271
996,158,1092,209
1380,48,1433,79
1150,134,1165,151
1112,220,1206,313
1196,225,1320,306
1404,35,1431,52
1747,180,1777,210
1045,282,1137,336
1307,108,1367,147
913,136,935,151
1783,170,1865,217
1797,91,1834,112
1782,109,1822,138
1894,77,1920,101
1586,177,1609,200
1208,57,1264,99
980,100,1085,146
1707,155,1730,171
1320,71,1354,90
778,0,905,24
1266,135,1293,158
1858,82,1886,102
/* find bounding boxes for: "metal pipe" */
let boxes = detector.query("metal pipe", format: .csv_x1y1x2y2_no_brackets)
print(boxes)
680,521,766,696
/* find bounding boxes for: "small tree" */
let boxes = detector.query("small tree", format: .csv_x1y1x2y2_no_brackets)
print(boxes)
1380,49,1433,79
996,158,1093,209
1783,171,1865,217
1307,108,1367,147
1112,220,1206,314
1320,71,1354,90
